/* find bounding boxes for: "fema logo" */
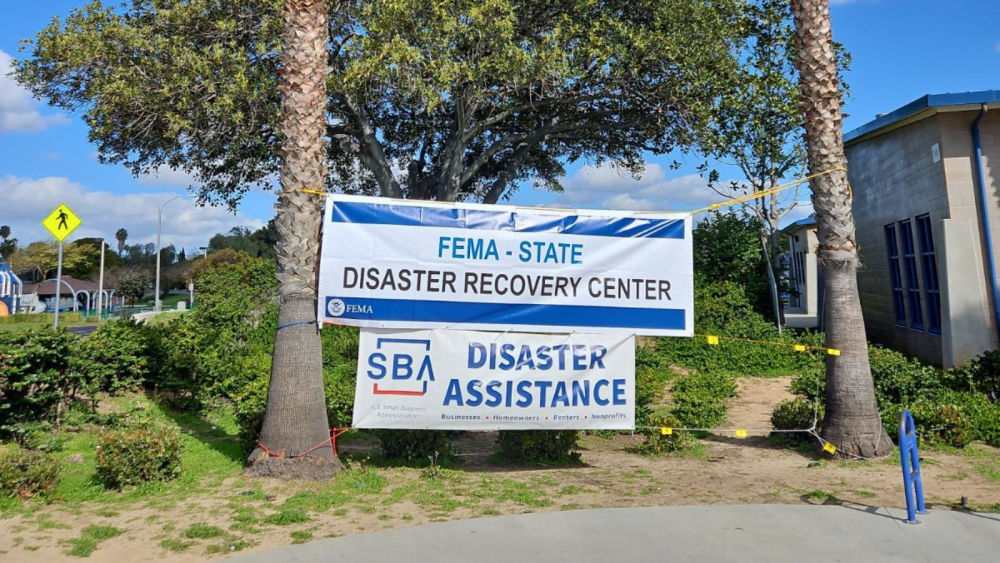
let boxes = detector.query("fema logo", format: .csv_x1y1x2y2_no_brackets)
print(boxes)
366,337,435,396
327,298,346,317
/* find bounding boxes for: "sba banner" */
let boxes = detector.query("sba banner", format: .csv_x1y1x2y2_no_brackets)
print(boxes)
353,329,636,430
318,194,693,336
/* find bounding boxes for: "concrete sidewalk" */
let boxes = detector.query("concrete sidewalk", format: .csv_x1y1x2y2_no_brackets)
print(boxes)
229,504,1000,563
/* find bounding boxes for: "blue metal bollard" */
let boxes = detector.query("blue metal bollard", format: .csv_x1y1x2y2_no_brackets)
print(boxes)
898,410,927,524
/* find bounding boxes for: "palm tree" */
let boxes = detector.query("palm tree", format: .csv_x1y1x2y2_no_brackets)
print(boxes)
790,0,891,457
0,225,10,241
115,228,128,256
247,0,339,477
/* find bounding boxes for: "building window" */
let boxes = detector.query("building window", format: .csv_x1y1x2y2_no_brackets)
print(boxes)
884,224,906,325
899,220,924,330
916,215,942,335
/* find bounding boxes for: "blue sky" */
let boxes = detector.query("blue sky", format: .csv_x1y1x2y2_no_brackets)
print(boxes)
2,0,999,252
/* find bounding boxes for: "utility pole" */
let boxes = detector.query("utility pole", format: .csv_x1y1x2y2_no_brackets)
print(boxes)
96,238,105,320
155,195,184,312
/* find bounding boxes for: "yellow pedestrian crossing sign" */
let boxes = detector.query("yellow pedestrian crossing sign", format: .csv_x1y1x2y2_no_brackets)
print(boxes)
42,203,82,242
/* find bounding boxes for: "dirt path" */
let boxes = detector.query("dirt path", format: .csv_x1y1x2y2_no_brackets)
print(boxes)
2,377,999,563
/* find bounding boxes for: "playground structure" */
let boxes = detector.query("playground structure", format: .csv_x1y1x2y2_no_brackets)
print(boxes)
20,276,118,315
0,263,24,317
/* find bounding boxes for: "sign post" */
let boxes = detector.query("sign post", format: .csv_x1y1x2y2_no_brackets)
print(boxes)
42,204,82,329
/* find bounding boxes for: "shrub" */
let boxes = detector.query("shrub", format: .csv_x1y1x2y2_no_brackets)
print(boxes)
955,350,1000,402
80,319,163,394
655,282,823,377
868,345,941,405
96,424,182,488
371,430,454,463
771,398,823,444
928,390,1000,446
634,344,673,426
0,328,90,429
496,430,580,463
0,449,60,500
636,415,691,455
882,400,975,449
670,371,738,428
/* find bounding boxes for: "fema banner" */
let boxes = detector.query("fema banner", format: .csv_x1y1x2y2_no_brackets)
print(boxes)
353,329,636,430
317,194,693,336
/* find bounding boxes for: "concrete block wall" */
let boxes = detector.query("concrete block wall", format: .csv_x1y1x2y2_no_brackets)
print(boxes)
846,114,949,365
937,111,1000,353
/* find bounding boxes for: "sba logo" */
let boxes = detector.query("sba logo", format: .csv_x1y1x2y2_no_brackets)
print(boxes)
366,337,435,396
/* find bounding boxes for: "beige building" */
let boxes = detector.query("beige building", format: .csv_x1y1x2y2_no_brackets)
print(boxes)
845,90,1000,367
781,217,821,329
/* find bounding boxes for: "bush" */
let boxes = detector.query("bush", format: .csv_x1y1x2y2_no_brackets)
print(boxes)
96,424,182,488
882,400,975,449
81,319,163,394
0,328,90,429
0,449,60,500
927,390,1000,447
655,282,824,377
868,345,941,405
636,415,691,455
771,398,823,444
955,350,1000,402
634,344,673,427
670,371,738,428
496,430,580,463
371,430,454,463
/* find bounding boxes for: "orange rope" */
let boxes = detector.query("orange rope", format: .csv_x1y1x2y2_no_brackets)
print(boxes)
257,427,352,459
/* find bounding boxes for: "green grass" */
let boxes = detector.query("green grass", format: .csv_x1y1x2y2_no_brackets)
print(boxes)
854,490,876,499
2,396,244,521
263,509,311,526
183,522,225,539
806,490,832,502
159,538,196,552
62,525,125,557
290,530,314,544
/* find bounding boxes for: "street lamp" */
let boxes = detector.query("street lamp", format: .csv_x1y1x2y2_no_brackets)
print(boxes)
155,195,185,312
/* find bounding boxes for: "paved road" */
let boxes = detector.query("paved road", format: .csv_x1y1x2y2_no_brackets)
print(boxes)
229,505,1000,563
67,325,98,337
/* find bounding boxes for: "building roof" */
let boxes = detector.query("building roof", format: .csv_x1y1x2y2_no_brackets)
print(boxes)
844,90,1000,145
23,276,109,296
780,216,816,235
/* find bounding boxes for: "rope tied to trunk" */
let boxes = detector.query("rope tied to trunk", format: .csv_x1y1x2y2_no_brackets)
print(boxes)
257,427,352,459
276,319,316,331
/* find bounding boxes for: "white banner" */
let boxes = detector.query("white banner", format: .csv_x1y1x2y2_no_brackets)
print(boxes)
353,329,636,430
318,194,693,336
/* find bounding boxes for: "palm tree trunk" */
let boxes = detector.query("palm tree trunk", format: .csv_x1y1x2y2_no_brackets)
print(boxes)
791,0,891,457
247,0,341,478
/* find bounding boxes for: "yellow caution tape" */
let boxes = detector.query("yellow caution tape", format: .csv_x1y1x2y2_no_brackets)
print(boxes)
793,344,807,352
823,442,837,454
706,335,720,345
827,349,841,356
735,430,747,438
661,427,673,436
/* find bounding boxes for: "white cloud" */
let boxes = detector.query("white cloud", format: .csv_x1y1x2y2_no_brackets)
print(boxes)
138,165,199,187
0,50,68,134
553,164,731,212
0,175,264,251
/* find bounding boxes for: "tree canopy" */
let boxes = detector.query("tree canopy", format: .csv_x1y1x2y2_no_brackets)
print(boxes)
16,0,748,206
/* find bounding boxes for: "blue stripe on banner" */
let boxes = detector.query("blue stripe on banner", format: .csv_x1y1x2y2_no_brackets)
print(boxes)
325,297,686,330
330,200,685,240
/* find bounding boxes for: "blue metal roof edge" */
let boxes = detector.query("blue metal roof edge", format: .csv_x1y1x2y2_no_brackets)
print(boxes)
844,90,1000,144
780,216,816,234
